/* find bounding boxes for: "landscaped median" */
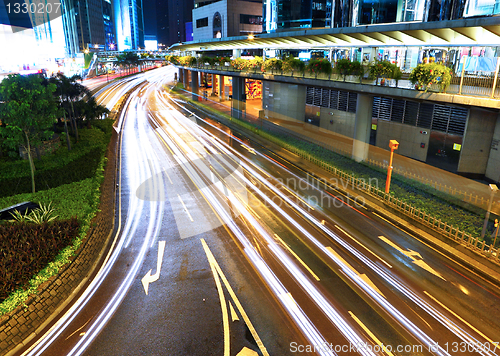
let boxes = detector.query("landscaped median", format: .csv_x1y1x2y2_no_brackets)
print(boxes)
170,85,500,264
0,118,114,316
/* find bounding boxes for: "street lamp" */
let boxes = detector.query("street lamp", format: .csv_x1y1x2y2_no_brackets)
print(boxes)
480,183,498,239
385,140,399,194
492,219,499,250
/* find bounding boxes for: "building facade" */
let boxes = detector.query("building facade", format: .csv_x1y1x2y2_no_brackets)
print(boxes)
192,0,263,41
156,0,194,47
0,0,80,74
114,0,145,50
263,0,500,31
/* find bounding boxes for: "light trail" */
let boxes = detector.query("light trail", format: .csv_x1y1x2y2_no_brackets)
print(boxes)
159,85,499,355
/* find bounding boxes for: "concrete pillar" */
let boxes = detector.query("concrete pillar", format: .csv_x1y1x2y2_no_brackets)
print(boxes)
231,76,246,119
191,71,199,101
233,49,241,58
211,74,217,95
183,69,189,89
218,75,224,101
352,94,373,162
178,68,183,83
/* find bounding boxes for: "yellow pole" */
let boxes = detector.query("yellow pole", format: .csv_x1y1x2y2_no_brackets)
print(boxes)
385,148,394,194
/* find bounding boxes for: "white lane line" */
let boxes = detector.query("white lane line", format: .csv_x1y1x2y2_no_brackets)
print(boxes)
274,234,320,281
177,194,194,222
334,225,392,269
423,291,500,351
201,239,270,356
349,311,395,356
163,167,173,184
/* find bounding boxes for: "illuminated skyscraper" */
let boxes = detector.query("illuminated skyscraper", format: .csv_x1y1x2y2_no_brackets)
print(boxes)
114,0,145,50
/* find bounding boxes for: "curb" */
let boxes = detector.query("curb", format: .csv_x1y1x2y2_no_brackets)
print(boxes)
0,127,119,356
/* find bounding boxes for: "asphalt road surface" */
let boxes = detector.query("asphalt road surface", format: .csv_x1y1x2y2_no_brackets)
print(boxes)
16,66,500,356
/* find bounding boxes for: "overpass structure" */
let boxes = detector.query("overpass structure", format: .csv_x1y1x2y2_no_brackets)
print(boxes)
170,16,500,183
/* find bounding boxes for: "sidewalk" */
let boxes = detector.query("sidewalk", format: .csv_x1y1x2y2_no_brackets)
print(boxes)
194,88,500,216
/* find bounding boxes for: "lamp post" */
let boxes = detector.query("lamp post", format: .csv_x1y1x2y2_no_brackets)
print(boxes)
385,140,399,194
492,219,499,250
480,184,498,240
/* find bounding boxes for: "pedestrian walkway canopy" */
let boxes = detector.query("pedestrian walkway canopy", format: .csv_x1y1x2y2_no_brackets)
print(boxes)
170,17,500,52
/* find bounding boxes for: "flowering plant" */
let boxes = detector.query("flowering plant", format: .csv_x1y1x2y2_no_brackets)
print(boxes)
262,58,282,73
334,59,363,81
306,59,332,76
409,63,451,92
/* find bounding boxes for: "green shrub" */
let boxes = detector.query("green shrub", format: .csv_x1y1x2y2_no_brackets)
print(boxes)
307,59,332,76
334,59,363,80
0,122,112,197
263,58,282,73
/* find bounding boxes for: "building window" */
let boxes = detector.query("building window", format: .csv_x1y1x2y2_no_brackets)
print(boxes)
240,14,263,25
213,12,222,38
196,17,209,28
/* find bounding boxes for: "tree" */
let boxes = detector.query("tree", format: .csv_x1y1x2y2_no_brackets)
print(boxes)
47,73,90,144
0,74,59,192
116,52,141,74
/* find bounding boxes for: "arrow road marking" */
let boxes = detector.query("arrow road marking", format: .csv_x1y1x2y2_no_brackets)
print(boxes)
141,240,166,295
378,236,445,280
326,247,385,297
236,347,259,356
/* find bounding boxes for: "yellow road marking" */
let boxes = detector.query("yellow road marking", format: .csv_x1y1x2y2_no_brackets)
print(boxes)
335,225,392,269
201,239,270,356
202,239,230,356
349,311,395,356
274,234,320,281
423,291,500,351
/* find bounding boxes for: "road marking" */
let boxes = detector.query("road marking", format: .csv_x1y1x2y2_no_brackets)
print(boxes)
334,225,392,269
65,318,92,340
229,301,240,322
326,247,385,297
163,167,173,184
201,239,269,356
236,347,259,356
377,235,445,280
274,234,320,281
240,144,256,155
279,184,315,210
141,240,166,295
423,291,500,351
349,311,395,356
207,245,230,356
177,194,194,222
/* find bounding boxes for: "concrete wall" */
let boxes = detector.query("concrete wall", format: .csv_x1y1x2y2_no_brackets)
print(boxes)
318,107,356,138
485,113,500,182
262,81,306,122
376,120,430,162
459,108,498,174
